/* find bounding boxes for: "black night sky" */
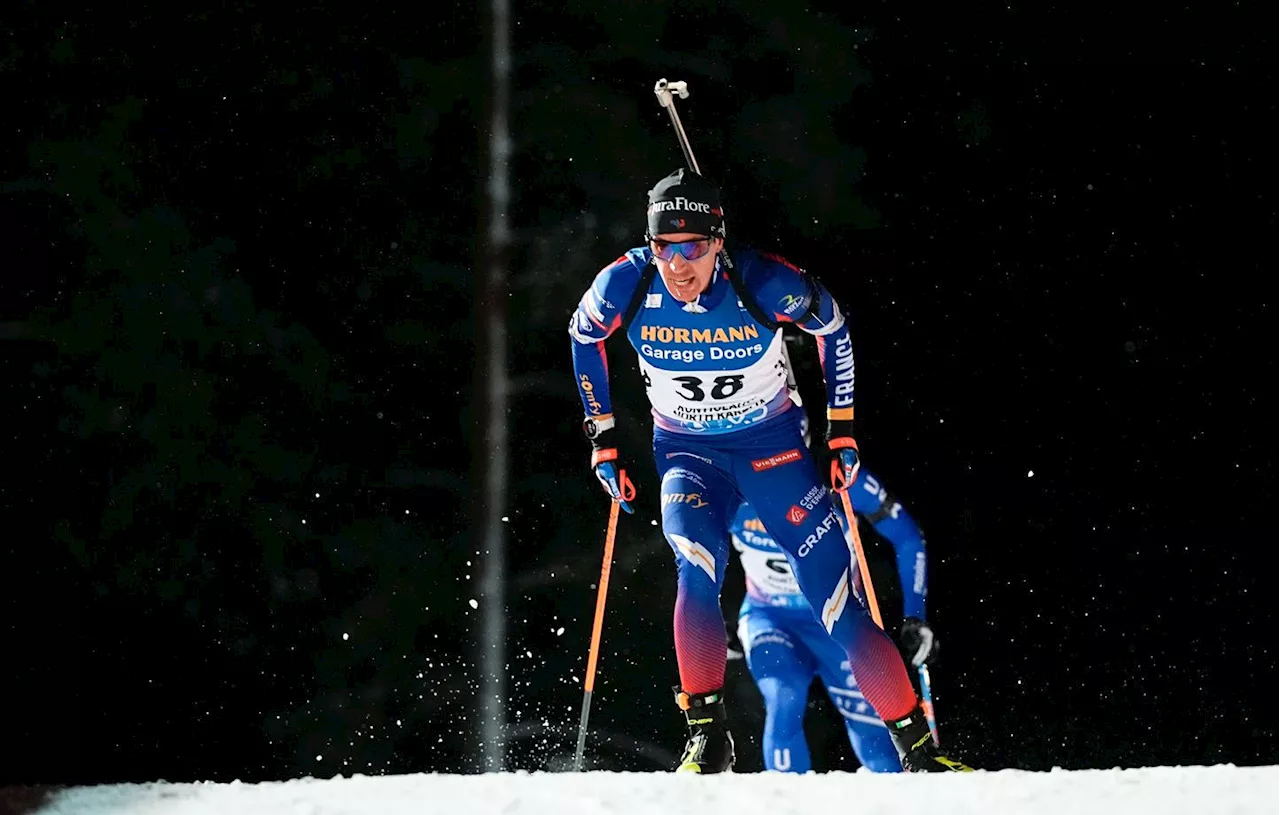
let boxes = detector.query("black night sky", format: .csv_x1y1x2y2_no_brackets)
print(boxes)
1,0,1274,787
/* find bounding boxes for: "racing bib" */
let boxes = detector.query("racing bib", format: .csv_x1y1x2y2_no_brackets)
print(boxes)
639,329,791,434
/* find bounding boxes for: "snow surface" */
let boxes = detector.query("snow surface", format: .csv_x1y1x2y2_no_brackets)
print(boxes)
4,764,1276,815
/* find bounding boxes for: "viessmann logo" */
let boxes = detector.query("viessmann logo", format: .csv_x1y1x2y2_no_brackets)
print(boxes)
751,449,803,472
639,324,760,344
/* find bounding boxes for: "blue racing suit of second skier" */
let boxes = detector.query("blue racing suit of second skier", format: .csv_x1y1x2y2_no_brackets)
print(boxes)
732,469,929,773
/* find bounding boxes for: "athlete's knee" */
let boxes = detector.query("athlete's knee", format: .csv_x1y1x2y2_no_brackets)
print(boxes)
756,675,809,724
661,469,728,575
666,532,724,589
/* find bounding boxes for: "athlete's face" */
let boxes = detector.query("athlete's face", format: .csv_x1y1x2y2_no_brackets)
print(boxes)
651,232,722,303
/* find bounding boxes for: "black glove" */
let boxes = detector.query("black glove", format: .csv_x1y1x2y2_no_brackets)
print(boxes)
825,418,861,491
583,416,634,513
900,617,938,667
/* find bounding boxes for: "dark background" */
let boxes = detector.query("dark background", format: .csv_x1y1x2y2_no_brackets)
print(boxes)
2,0,1275,786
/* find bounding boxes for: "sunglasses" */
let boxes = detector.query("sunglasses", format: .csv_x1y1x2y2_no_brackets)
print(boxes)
650,237,714,262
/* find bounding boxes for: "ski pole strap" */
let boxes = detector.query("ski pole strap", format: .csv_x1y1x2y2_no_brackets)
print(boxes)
617,471,636,502
619,261,658,335
720,250,779,333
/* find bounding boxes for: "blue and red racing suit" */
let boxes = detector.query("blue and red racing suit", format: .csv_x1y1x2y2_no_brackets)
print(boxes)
730,470,929,772
569,246,920,723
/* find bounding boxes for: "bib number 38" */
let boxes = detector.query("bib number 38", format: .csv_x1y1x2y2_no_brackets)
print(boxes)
670,374,745,402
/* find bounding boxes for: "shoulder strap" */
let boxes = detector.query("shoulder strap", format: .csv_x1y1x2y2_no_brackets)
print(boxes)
720,249,781,333
619,259,658,335
794,274,820,325
619,251,812,336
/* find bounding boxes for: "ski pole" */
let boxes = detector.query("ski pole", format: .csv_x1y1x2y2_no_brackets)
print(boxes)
833,466,941,746
918,662,940,746
572,481,633,771
832,471,884,628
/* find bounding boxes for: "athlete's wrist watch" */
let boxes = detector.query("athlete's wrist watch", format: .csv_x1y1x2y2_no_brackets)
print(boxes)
582,415,615,441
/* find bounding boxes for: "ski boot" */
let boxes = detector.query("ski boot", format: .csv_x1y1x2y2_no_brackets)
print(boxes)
673,687,735,774
886,704,975,772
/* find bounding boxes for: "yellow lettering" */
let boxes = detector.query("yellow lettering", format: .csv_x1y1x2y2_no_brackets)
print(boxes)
639,324,761,344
